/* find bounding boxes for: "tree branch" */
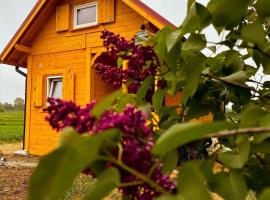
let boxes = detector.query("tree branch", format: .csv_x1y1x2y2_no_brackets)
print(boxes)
209,127,270,138
203,74,260,94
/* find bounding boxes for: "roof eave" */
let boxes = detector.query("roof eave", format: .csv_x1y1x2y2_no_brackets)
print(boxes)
0,0,46,66
0,0,177,67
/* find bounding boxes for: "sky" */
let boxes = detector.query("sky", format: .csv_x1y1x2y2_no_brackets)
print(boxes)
0,0,209,103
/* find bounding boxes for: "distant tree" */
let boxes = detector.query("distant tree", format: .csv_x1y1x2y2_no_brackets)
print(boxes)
14,97,25,110
0,103,4,112
3,103,14,110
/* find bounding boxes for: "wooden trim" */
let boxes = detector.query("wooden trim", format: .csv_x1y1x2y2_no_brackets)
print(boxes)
15,44,31,54
73,1,98,29
0,0,175,66
0,0,46,63
24,55,33,151
121,0,176,29
85,48,91,103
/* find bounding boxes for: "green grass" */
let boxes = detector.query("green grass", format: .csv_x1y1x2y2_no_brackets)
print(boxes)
0,110,24,143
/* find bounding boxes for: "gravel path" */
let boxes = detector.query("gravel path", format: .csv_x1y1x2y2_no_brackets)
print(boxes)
1,160,37,168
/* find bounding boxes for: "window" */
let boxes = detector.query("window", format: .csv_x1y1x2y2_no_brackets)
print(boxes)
47,76,63,99
135,31,149,45
74,2,98,29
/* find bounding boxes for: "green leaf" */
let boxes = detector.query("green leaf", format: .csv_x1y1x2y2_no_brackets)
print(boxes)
161,150,178,173
252,141,270,154
153,27,173,61
182,34,206,52
187,0,195,11
181,53,206,104
178,162,212,200
117,57,123,68
212,171,248,200
153,89,166,112
153,121,234,156
224,50,245,73
218,135,250,169
115,93,136,111
60,127,80,146
182,2,212,33
136,76,154,105
241,21,266,46
220,71,247,84
156,195,185,200
255,0,270,18
207,0,250,29
207,46,216,53
28,129,120,200
91,90,121,118
240,105,268,128
259,188,270,200
254,114,270,143
83,168,120,200
166,28,183,52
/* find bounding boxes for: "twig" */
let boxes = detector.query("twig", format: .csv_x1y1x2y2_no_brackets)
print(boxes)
209,127,270,138
203,74,260,94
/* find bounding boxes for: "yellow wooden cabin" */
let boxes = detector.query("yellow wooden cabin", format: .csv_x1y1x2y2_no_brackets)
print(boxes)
0,0,176,155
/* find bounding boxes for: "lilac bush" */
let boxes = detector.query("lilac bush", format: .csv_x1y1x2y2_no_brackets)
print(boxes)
45,98,175,200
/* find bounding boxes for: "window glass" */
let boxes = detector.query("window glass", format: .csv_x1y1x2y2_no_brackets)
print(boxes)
48,77,63,99
77,6,97,25
74,2,98,28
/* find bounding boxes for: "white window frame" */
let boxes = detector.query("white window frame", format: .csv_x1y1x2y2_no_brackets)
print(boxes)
73,2,98,29
47,76,63,99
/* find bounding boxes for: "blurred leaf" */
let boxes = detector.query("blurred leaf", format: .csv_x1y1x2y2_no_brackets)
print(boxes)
240,105,268,128
60,127,80,146
28,129,120,200
224,50,245,73
153,121,234,156
83,168,120,200
253,114,270,143
220,71,247,84
241,21,266,46
187,0,195,11
117,57,123,68
252,141,270,153
182,2,212,33
136,76,154,105
181,53,206,104
91,90,121,118
156,195,185,200
207,0,250,28
166,28,183,52
259,188,270,200
218,136,250,169
207,46,216,53
212,171,248,200
161,150,178,173
178,162,212,200
153,27,173,61
153,89,166,112
255,0,270,18
182,34,206,52
115,93,136,111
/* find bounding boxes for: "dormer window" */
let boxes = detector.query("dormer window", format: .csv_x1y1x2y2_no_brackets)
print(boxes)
73,2,98,29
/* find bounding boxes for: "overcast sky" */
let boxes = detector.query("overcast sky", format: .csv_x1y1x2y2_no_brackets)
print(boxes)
0,0,208,103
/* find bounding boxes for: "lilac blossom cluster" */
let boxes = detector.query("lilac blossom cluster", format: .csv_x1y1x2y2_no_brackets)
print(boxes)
45,98,176,199
93,30,160,94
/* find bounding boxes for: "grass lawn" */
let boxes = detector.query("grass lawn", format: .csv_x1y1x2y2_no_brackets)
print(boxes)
0,110,24,143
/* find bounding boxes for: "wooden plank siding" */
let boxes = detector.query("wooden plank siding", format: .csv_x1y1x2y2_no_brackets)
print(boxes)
27,0,145,155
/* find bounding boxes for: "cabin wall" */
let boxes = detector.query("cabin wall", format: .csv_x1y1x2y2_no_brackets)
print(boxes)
26,0,145,155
